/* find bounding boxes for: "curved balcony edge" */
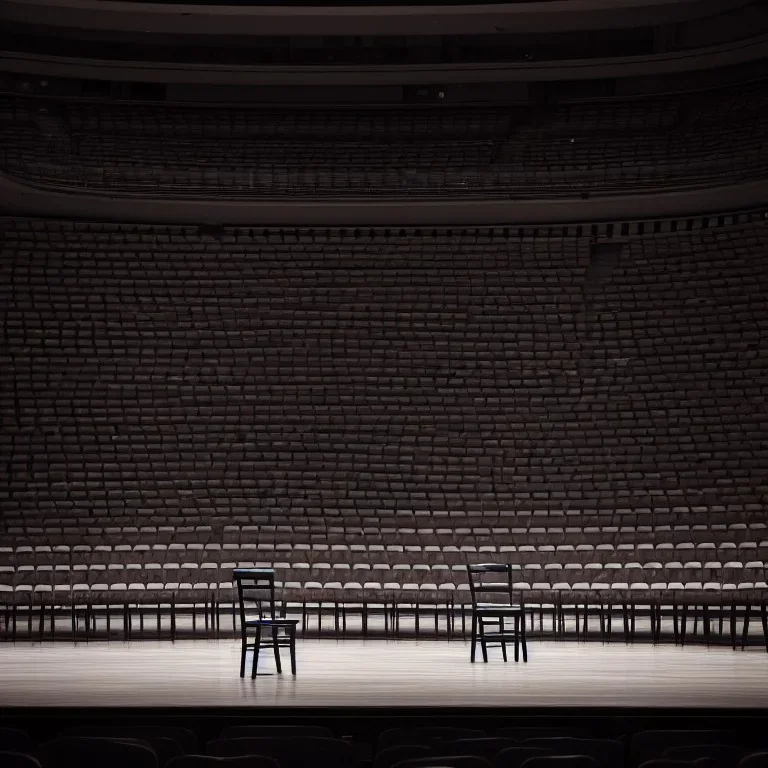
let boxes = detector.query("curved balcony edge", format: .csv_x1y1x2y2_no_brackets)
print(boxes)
1,171,766,227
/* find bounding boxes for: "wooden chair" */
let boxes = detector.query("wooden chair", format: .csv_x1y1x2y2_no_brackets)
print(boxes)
234,568,298,677
467,564,527,663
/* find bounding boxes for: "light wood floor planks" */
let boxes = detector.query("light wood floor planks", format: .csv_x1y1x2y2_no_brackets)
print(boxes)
0,639,766,709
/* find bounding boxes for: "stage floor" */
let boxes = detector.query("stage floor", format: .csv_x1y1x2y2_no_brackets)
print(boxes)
1,638,766,710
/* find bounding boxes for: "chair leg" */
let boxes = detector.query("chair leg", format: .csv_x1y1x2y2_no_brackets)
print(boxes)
514,616,520,662
730,603,737,651
479,621,488,663
251,625,262,678
742,603,751,649
703,604,711,647
470,612,478,662
500,620,508,662
761,602,768,652
672,602,680,644
622,603,630,643
272,627,283,674
520,612,528,662
240,635,247,678
681,603,688,646
290,627,297,675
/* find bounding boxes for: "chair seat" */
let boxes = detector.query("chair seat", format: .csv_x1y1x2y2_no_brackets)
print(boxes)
477,603,523,614
244,618,299,626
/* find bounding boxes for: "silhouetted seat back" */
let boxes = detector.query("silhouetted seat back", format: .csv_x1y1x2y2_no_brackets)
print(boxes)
0,753,42,768
207,736,357,768
436,739,518,760
375,745,434,768
66,726,198,754
495,748,552,768
639,759,718,768
379,729,486,751
392,756,493,768
168,756,280,768
631,733,737,768
522,757,599,768
523,739,623,768
663,746,747,768
740,756,768,768
220,727,332,741
497,732,590,743
39,737,158,768
0,729,35,755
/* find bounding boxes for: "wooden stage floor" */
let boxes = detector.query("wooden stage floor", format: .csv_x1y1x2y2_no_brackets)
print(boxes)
1,638,766,710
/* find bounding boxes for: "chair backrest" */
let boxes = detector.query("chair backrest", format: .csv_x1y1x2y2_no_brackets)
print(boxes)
631,733,737,768
392,757,493,768
374,745,434,768
39,737,158,768
234,569,278,628
437,739,518,760
495,748,551,768
220,726,333,741
523,739,623,768
467,564,516,607
167,756,280,768
0,753,42,768
0,729,35,754
207,736,357,768
379,730,487,751
521,757,600,768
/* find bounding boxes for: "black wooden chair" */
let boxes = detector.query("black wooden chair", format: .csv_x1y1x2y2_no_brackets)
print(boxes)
235,568,299,677
467,564,527,663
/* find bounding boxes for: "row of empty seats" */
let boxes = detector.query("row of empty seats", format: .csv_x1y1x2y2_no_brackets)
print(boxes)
3,723,768,768
1,78,766,196
1,213,767,637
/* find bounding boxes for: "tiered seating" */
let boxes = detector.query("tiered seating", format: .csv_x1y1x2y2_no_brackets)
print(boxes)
4,721,768,768
0,215,766,639
0,78,766,196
